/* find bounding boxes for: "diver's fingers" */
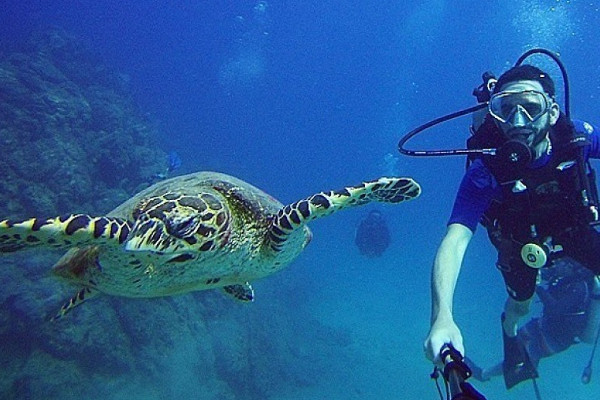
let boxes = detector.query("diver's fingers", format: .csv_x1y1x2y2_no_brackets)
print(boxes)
429,337,448,365
450,335,465,358
593,275,600,289
423,335,444,363
424,327,465,365
423,340,433,361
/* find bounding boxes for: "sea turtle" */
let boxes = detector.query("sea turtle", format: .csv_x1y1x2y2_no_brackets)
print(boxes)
0,171,420,319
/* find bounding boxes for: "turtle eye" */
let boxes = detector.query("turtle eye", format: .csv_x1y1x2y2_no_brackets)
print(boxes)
165,216,201,239
132,208,143,221
137,213,149,222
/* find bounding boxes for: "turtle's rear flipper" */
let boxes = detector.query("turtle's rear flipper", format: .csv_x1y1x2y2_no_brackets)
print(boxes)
222,282,254,302
50,287,99,321
0,215,131,252
268,177,420,251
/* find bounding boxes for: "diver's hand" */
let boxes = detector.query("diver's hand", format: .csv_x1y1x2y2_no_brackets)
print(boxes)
592,275,600,295
423,318,464,365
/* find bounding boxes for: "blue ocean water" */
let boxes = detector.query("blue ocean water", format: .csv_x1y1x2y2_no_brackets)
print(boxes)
2,1,600,399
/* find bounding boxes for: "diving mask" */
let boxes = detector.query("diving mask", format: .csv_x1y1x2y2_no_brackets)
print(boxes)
488,89,552,124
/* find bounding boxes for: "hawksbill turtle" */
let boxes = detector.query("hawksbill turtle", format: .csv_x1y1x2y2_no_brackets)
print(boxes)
0,171,420,319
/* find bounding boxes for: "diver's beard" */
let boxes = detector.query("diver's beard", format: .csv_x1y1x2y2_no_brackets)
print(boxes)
532,133,551,158
506,128,535,145
507,125,548,143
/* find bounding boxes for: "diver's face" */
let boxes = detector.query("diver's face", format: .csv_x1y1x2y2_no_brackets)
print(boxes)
491,80,559,148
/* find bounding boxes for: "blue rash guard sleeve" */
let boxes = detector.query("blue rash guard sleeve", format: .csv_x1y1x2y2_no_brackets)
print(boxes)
448,158,501,232
572,119,600,158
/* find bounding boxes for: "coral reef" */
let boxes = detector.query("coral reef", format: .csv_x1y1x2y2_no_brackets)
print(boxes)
0,28,165,219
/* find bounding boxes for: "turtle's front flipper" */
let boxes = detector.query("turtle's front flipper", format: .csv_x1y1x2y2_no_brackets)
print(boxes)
50,287,100,321
269,177,420,251
0,215,131,253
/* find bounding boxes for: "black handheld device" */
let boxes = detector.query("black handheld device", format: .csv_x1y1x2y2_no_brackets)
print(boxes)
431,344,487,400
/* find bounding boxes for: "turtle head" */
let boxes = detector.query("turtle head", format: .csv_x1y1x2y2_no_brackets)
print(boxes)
125,192,230,254
125,215,198,253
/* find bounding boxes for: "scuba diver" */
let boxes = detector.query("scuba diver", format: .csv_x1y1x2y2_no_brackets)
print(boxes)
355,209,391,257
151,150,182,181
396,49,600,393
464,259,600,387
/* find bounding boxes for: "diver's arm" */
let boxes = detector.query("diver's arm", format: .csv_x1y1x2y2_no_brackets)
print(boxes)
581,275,600,343
424,223,473,362
431,223,473,325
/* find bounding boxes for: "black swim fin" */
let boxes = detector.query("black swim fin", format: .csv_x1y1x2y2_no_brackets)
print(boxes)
501,313,538,389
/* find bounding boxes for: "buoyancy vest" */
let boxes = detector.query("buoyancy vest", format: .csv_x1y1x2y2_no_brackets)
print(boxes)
467,113,599,243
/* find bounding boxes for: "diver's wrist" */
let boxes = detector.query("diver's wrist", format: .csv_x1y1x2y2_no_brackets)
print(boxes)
431,308,454,326
590,279,600,300
591,276,600,297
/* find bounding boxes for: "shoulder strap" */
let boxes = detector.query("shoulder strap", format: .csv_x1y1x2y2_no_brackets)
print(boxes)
552,116,599,222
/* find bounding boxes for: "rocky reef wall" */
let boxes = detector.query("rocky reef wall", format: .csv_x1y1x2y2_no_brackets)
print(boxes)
0,29,165,219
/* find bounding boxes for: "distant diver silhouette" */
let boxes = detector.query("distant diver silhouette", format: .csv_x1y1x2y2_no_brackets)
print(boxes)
355,210,391,257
